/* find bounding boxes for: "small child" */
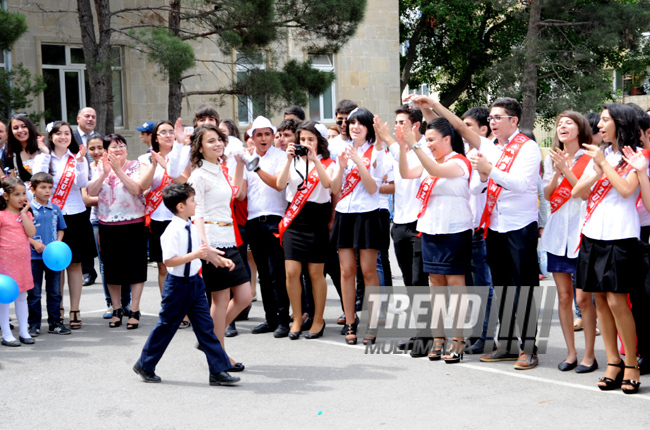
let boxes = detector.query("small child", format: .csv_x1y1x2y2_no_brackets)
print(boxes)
28,172,70,336
133,182,240,386
0,178,37,346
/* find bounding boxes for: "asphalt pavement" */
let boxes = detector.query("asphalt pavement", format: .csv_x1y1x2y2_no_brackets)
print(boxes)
1,249,649,429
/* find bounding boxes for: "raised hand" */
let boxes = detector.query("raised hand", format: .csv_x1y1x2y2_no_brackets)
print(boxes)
76,144,87,162
582,143,606,165
623,145,648,172
101,152,111,176
373,115,392,143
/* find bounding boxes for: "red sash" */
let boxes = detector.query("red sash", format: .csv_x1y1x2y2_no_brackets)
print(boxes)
275,158,335,246
221,163,243,248
51,154,77,209
477,133,531,238
144,169,173,227
416,154,472,218
549,154,590,214
636,149,650,207
338,145,375,201
576,159,635,252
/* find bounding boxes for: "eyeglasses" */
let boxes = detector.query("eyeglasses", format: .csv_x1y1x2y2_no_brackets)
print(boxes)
108,143,127,150
487,115,515,122
336,118,348,126
157,130,174,136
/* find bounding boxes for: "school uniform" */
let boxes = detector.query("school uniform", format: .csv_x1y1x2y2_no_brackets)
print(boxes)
388,139,428,286
137,216,231,376
244,146,291,329
576,151,641,294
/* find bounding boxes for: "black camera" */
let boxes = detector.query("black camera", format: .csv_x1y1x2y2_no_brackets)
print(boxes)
293,143,308,157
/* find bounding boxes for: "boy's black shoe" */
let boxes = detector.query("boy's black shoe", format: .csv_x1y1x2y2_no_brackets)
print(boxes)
48,323,71,335
133,363,162,383
209,372,240,386
28,326,40,337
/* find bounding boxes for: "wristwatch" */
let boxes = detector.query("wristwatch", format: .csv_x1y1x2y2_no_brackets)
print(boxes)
254,166,261,173
412,142,422,150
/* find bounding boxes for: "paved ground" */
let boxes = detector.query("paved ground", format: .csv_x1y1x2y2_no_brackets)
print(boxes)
2,252,649,429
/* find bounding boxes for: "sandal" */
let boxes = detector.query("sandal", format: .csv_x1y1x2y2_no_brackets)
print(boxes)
622,365,641,394
109,308,124,328
428,338,446,361
443,339,465,364
345,323,357,345
69,310,82,330
573,318,583,331
362,328,377,345
597,360,624,391
127,310,141,330
179,319,191,329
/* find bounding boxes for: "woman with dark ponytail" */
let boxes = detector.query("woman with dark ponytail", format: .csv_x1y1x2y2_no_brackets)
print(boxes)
397,117,473,364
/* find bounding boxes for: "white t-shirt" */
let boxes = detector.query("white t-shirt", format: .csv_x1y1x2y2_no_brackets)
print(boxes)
335,142,386,214
32,150,89,216
139,154,175,222
281,155,337,204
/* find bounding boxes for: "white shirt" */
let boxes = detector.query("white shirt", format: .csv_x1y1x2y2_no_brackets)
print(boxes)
33,149,89,216
161,216,203,277
139,154,175,222
539,151,584,258
581,151,640,241
416,152,472,235
379,165,393,210
471,130,541,232
244,145,287,219
328,135,351,161
389,136,428,224
335,142,386,214
188,160,237,248
282,155,337,204
167,141,191,179
466,137,491,229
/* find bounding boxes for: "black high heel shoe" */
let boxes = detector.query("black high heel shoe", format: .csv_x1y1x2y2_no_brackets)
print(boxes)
363,327,377,345
428,338,446,361
288,330,302,340
622,364,641,394
109,308,124,328
305,322,326,339
345,323,357,345
127,310,141,330
598,360,625,391
443,339,465,364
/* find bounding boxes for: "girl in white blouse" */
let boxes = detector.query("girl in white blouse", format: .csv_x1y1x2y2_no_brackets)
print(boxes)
276,121,337,339
330,108,386,345
189,124,251,371
33,121,94,330
572,103,641,394
541,111,597,374
397,117,472,364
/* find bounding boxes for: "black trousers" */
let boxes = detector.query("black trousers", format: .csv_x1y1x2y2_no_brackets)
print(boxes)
486,222,539,353
633,228,650,357
246,216,290,326
391,221,427,286
138,274,231,374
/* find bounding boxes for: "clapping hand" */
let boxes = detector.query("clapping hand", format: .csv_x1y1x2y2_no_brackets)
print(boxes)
623,145,648,173
76,145,87,162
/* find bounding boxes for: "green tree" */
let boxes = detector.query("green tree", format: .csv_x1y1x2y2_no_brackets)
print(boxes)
0,9,46,123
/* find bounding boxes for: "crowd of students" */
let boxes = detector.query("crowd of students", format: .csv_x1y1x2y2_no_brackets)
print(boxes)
1,95,649,393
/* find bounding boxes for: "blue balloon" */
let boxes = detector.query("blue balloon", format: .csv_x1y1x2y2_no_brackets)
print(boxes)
42,241,72,271
0,274,19,304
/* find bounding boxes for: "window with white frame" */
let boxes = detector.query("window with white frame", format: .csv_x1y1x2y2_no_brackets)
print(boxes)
236,52,266,125
308,54,335,122
41,44,124,127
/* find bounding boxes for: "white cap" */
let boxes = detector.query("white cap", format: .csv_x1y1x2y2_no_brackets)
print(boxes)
314,123,328,140
248,116,277,138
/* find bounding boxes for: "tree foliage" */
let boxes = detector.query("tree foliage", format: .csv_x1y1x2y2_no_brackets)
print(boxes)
0,10,46,122
400,0,650,126
130,27,196,81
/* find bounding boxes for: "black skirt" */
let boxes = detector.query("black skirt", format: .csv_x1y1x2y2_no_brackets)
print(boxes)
148,219,171,263
576,235,641,294
201,247,250,292
331,209,382,250
98,221,148,285
422,229,472,276
63,211,97,263
284,201,331,263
